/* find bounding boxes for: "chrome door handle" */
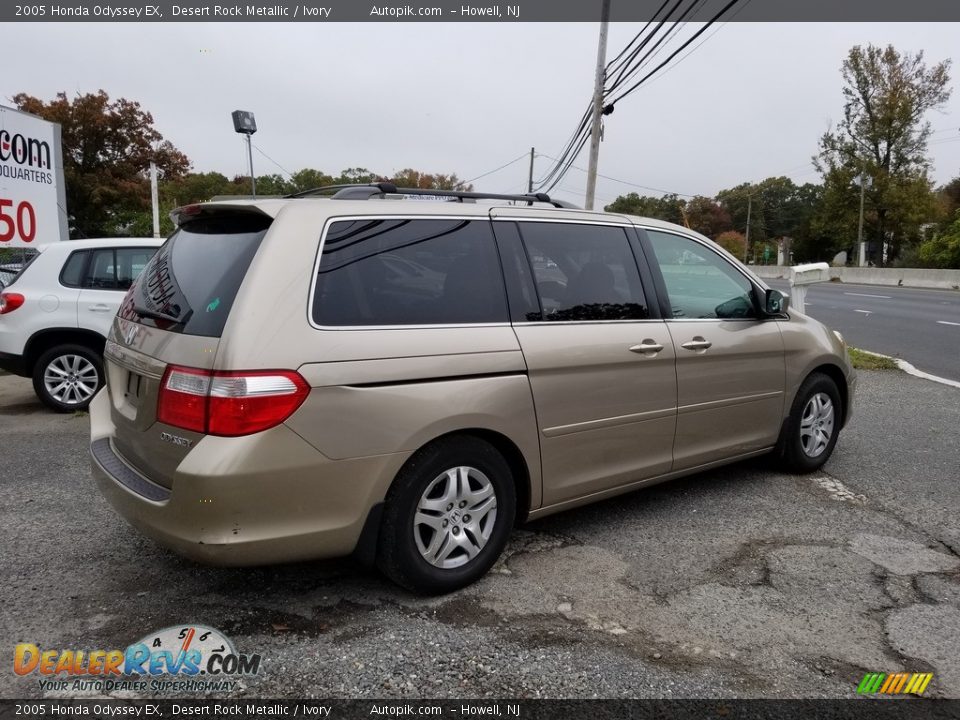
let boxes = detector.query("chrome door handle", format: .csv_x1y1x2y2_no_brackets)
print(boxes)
680,337,712,351
629,340,664,354
88,304,112,312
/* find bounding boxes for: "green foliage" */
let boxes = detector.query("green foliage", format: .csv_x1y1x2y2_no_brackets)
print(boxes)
917,212,960,268
13,90,190,239
604,193,684,226
813,44,951,266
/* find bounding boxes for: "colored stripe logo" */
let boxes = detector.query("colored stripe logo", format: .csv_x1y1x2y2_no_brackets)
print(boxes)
857,672,933,695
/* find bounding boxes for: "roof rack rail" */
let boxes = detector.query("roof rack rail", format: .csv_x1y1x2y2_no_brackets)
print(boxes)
284,183,579,209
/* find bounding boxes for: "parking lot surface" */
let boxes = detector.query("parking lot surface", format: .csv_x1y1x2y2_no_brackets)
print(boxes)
1,370,958,699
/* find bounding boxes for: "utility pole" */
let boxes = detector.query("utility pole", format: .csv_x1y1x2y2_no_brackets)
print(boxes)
149,161,160,238
744,194,752,263
245,134,256,198
527,147,535,193
584,0,611,211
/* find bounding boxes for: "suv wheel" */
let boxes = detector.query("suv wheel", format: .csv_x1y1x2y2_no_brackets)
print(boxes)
33,344,104,413
778,372,841,473
377,436,516,594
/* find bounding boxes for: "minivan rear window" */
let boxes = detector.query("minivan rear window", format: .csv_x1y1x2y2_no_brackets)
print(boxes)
120,213,271,337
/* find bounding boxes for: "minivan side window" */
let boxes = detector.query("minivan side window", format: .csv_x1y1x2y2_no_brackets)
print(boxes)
646,230,757,319
312,219,509,327
517,222,649,322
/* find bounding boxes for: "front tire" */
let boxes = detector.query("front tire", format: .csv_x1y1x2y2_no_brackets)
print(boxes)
32,344,104,413
778,372,842,473
377,436,516,594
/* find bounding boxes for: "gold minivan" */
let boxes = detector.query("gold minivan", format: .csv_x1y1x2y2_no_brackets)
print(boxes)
90,184,855,594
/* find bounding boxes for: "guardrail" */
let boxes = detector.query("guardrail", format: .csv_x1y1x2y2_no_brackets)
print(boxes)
753,266,960,291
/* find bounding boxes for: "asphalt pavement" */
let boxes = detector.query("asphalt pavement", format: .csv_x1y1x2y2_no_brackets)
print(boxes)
1,371,959,700
767,279,960,381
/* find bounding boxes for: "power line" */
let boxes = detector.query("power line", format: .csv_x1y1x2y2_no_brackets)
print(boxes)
456,152,530,188
606,0,745,106
252,142,294,178
606,0,710,95
536,152,697,197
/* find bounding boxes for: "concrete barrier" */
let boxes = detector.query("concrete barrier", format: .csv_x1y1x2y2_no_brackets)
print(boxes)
752,266,960,290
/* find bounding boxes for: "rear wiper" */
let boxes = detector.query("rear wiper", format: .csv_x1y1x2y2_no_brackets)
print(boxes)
132,304,192,325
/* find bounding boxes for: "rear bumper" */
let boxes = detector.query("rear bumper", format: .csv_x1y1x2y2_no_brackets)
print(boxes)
88,390,407,566
0,351,27,377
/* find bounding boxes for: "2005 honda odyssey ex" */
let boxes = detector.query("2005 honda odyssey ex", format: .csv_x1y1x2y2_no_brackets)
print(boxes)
90,184,855,594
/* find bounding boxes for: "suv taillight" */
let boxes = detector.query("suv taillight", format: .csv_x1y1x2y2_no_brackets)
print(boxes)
157,365,310,437
0,292,24,315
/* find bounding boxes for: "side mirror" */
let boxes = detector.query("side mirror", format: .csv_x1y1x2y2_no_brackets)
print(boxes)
762,288,789,316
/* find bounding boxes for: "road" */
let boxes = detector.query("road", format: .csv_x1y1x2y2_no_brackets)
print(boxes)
2,371,960,700
766,280,960,381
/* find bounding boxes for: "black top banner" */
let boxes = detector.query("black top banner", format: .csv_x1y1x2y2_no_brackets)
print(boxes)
4,0,960,22
3,699,960,720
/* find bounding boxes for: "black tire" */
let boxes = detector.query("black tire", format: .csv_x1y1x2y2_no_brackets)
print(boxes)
377,436,516,595
32,344,104,413
777,372,842,474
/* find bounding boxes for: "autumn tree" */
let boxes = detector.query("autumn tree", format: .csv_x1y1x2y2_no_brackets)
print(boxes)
813,45,951,266
714,230,747,259
13,90,190,238
683,196,732,238
385,168,472,190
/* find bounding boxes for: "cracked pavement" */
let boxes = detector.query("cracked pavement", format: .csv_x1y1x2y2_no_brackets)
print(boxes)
1,369,959,699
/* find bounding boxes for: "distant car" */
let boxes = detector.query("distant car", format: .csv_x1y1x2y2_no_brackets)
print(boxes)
0,238,162,411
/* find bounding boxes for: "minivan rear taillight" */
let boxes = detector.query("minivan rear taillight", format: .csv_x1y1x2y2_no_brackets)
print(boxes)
0,292,24,315
157,366,310,437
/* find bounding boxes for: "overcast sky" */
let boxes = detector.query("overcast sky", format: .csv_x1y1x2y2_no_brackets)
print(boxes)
4,22,959,207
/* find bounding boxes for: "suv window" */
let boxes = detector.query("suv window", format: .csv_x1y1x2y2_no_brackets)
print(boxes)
646,230,757,319
517,222,649,321
86,249,119,289
121,213,271,337
59,250,89,288
312,218,508,327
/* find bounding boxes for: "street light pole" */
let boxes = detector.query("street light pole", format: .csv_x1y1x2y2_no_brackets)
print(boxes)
231,110,258,198
584,0,611,211
856,173,869,267
245,134,256,197
744,194,752,263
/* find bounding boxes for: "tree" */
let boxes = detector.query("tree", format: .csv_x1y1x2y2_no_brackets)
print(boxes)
385,169,471,190
715,230,747,258
13,90,190,238
813,44,951,265
683,196,732,238
917,211,960,268
604,192,685,225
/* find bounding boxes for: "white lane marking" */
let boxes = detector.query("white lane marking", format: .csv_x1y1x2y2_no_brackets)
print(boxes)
937,320,960,327
854,348,960,389
854,309,872,315
844,292,891,299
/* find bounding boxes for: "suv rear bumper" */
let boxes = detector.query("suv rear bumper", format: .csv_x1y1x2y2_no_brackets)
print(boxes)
88,390,407,566
0,351,27,377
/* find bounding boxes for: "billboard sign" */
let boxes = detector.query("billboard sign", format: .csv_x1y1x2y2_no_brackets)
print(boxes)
0,105,69,248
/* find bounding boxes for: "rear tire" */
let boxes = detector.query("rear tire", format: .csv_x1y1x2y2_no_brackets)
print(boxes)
777,372,842,473
377,436,516,595
32,344,104,413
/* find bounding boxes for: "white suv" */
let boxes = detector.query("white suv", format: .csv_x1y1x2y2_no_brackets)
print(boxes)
0,238,161,411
